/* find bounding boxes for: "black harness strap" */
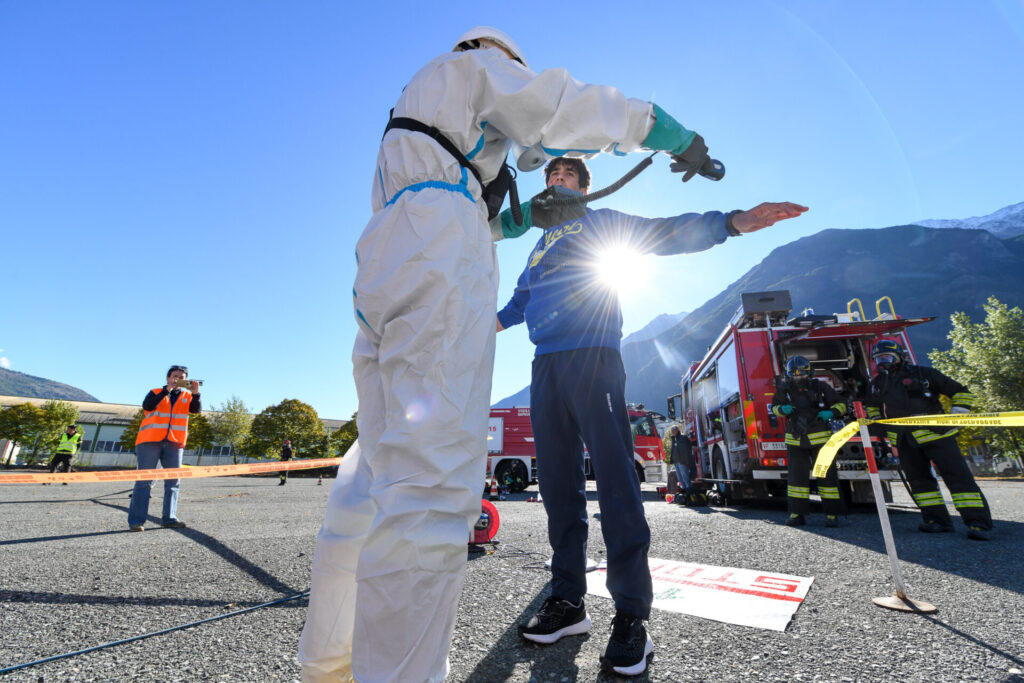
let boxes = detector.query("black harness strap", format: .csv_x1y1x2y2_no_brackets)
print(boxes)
384,116,484,186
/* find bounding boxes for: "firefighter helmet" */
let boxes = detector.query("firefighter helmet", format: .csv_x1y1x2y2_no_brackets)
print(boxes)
785,356,813,383
872,339,905,371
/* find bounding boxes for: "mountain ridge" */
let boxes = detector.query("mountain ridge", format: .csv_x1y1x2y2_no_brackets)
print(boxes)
0,367,100,402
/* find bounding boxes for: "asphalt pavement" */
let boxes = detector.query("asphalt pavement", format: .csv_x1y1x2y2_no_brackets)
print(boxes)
1,474,1022,682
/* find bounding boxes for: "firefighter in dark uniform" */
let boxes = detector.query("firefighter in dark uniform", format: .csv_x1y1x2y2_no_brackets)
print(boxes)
867,339,993,540
772,356,846,527
279,439,293,485
47,425,82,485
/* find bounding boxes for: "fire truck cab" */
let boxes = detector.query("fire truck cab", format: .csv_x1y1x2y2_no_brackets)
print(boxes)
667,290,932,504
487,405,669,491
627,404,670,483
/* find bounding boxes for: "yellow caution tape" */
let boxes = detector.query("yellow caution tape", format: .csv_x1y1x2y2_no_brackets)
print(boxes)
812,411,1024,478
0,458,340,485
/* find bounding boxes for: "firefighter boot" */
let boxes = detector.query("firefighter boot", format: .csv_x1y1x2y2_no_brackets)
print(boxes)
967,526,991,541
918,519,954,534
825,515,839,528
785,514,806,527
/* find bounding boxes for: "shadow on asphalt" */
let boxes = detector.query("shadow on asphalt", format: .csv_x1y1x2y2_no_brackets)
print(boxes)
687,503,1024,595
88,497,301,596
922,613,1024,668
462,590,592,683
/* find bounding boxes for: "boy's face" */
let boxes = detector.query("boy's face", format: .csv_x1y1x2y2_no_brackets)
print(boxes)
546,161,585,194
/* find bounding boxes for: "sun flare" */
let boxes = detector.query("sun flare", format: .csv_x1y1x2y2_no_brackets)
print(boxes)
593,245,648,295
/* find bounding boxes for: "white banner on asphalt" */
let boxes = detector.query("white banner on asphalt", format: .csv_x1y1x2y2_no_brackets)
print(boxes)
585,558,814,631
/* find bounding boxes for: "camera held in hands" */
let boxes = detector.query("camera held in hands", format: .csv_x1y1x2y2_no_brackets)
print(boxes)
174,378,204,389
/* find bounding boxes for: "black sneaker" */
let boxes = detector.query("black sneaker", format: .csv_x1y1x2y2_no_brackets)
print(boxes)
160,520,187,529
918,520,953,533
600,612,654,677
518,596,591,644
967,526,991,541
785,514,806,527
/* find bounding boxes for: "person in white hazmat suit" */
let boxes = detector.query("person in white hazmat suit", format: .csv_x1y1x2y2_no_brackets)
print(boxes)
299,26,718,683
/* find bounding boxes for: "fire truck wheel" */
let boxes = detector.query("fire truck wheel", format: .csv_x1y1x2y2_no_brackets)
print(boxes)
494,459,530,493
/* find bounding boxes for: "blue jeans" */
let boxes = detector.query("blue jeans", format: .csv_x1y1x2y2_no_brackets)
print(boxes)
128,441,183,526
673,462,691,492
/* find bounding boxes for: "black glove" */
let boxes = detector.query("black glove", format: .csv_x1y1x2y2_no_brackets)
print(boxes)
530,185,587,228
668,134,710,182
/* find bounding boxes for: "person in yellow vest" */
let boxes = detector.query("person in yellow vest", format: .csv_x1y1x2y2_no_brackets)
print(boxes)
128,365,202,531
46,425,81,485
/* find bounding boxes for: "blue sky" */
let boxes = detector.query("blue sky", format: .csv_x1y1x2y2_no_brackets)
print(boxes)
2,1,1023,420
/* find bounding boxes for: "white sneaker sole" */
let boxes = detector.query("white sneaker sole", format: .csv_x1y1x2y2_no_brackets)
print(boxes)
610,634,654,676
520,615,592,644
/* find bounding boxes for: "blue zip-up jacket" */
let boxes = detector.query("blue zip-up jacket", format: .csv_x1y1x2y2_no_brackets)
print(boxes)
497,207,731,355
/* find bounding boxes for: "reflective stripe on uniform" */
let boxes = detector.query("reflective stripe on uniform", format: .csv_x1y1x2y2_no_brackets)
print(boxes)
788,485,810,499
913,428,958,444
912,490,946,507
951,392,975,409
818,486,841,500
807,430,831,445
786,429,831,446
951,492,986,509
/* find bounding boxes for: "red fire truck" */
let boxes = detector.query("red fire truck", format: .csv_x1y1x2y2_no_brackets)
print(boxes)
667,290,932,504
487,405,669,492
626,404,670,483
487,408,535,493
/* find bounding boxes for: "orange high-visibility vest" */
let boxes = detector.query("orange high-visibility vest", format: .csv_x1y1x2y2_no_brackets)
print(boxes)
135,389,192,447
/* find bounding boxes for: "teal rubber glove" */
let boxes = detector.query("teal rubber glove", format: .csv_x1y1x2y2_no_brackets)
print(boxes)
778,405,794,416
817,410,834,421
643,103,697,155
498,201,534,239
644,104,711,182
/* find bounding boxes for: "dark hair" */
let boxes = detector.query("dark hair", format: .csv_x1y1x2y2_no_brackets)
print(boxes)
543,158,591,192
166,365,189,378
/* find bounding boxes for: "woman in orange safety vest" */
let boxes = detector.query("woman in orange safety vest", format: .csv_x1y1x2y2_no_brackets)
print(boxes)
127,365,202,531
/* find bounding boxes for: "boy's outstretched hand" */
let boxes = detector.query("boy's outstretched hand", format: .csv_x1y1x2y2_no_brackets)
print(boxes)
732,202,808,234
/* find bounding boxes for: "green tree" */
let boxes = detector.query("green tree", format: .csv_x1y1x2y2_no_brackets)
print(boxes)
32,400,81,461
119,410,145,453
188,413,215,463
245,399,325,459
930,296,1024,461
329,413,359,458
209,395,253,464
0,403,41,468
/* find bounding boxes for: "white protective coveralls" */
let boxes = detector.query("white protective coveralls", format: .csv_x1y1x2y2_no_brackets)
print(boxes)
299,41,669,683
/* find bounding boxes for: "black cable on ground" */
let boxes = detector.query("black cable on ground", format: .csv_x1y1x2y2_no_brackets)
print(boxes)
0,591,309,676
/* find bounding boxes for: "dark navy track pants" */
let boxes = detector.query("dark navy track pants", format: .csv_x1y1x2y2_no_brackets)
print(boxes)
530,347,653,619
